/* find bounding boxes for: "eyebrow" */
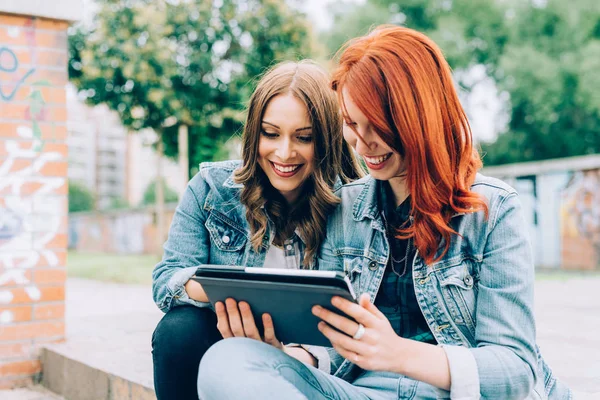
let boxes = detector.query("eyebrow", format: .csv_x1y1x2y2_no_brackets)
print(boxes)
262,121,312,132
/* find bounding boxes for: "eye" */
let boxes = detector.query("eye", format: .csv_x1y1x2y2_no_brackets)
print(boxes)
260,130,278,139
297,135,313,143
343,120,357,127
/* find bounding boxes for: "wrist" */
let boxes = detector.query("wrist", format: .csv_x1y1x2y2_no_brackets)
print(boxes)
284,346,317,367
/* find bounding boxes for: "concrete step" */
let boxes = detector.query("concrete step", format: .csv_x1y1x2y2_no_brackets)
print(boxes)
39,278,162,400
41,343,155,400
0,385,64,400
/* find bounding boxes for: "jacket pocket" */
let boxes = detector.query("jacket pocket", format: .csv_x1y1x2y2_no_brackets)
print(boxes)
205,212,247,252
436,260,478,335
343,256,364,295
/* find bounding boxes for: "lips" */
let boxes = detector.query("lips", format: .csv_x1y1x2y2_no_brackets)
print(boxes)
270,161,303,177
363,153,392,170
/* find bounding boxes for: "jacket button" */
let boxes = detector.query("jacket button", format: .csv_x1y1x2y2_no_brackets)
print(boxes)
464,274,473,286
222,235,230,244
368,261,378,271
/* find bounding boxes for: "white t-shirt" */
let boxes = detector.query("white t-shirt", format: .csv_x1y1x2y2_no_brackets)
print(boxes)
263,238,301,269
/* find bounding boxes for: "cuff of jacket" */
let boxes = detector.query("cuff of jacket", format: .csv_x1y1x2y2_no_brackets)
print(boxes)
439,344,481,400
167,266,212,309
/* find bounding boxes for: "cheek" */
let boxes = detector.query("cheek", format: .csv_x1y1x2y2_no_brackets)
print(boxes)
343,128,357,148
257,139,270,160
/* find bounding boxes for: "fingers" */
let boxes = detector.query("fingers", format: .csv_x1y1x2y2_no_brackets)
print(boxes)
326,296,378,327
358,294,386,320
312,305,360,338
225,298,246,337
215,301,233,338
238,301,261,341
317,321,367,355
262,313,281,348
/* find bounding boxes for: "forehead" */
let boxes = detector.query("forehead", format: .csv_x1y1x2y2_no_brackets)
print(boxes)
341,87,368,122
262,94,310,125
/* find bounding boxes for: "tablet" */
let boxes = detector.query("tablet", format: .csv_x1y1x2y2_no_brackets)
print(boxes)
192,265,357,347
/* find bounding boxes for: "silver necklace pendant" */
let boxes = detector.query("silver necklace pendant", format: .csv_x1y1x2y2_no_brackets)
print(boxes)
390,236,411,278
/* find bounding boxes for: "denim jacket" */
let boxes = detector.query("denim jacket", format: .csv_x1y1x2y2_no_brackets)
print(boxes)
151,160,338,371
317,174,571,400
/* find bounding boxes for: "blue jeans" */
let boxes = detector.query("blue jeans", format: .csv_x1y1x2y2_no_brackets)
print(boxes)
197,338,441,399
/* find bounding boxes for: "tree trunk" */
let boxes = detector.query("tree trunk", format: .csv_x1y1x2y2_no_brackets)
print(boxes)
178,124,189,192
155,133,165,256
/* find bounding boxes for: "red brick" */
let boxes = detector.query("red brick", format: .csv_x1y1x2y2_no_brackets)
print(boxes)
0,122,21,138
0,29,29,47
33,303,64,320
0,103,28,120
0,321,64,342
8,286,65,304
33,249,66,268
48,106,68,123
37,50,68,68
43,233,68,249
0,343,31,360
0,359,41,377
0,14,32,27
5,159,31,174
39,160,67,177
39,87,67,105
36,31,67,49
0,306,32,323
33,18,69,32
33,269,66,285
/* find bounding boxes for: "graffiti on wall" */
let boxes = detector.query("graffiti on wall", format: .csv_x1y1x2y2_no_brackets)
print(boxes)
0,27,64,323
561,169,600,268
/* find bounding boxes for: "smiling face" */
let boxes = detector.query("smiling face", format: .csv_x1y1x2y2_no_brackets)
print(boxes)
341,88,406,184
257,93,314,205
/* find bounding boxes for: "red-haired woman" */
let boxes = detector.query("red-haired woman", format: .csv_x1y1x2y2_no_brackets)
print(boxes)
196,26,571,399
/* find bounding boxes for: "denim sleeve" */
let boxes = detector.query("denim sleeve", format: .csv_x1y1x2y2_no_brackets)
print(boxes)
152,174,212,312
443,193,538,399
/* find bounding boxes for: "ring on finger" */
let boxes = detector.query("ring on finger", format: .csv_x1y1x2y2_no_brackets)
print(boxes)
353,323,366,340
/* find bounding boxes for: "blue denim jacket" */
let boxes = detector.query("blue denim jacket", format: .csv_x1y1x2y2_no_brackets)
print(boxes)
152,160,312,312
317,174,571,400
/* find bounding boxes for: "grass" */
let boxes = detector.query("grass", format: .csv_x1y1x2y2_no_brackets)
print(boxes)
67,251,161,285
535,270,600,282
67,250,598,285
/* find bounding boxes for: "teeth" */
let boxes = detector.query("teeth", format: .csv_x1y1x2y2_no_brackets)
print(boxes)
364,154,391,165
273,164,300,173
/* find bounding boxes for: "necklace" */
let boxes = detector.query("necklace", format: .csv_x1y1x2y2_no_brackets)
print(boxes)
389,235,412,278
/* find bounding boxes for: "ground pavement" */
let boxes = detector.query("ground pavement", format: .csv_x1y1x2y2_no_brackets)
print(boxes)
2,274,599,399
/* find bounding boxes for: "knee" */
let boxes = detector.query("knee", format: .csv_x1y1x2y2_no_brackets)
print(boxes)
152,306,218,355
197,338,274,392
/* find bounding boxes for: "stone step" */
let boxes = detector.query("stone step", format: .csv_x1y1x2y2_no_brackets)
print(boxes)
0,385,64,400
41,342,155,400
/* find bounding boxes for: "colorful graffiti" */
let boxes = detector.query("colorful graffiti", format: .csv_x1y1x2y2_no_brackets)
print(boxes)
0,34,63,323
561,169,600,269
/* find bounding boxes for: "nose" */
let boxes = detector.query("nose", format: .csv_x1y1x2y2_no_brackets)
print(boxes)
352,128,375,155
275,136,295,161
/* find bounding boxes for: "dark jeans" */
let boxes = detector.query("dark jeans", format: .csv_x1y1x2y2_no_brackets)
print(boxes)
152,306,222,400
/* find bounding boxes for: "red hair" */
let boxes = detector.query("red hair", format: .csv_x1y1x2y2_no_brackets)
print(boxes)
331,25,488,265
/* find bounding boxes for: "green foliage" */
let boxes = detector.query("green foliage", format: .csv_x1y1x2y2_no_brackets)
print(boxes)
68,181,95,213
482,0,600,164
142,179,179,206
69,0,316,172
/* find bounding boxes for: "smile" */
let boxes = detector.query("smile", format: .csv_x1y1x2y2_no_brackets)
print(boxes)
270,161,303,177
363,153,392,166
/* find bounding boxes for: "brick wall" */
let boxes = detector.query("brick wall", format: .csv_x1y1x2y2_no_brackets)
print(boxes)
0,13,68,388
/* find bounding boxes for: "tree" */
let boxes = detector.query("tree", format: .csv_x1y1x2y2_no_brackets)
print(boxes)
69,0,316,249
142,179,179,206
481,0,600,164
68,181,95,213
